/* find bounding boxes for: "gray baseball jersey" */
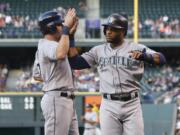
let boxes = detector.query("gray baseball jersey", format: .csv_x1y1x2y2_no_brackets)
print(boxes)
82,40,155,94
82,40,156,135
37,39,74,92
37,39,79,135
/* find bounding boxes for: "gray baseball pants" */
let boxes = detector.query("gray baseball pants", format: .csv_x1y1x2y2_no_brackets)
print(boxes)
100,97,144,135
41,91,79,135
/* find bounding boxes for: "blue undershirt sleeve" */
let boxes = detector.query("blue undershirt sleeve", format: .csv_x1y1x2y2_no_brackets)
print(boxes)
68,55,91,70
158,52,166,65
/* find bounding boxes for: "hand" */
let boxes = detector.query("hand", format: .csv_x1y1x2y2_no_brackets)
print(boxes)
64,8,76,28
69,17,79,36
128,50,144,60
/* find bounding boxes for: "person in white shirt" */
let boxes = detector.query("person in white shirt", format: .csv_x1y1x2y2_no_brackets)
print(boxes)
81,104,99,135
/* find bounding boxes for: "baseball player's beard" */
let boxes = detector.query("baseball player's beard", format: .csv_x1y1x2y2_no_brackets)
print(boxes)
106,36,123,47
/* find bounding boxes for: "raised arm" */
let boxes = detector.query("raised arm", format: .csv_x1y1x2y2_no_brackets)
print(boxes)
56,8,76,59
67,17,91,69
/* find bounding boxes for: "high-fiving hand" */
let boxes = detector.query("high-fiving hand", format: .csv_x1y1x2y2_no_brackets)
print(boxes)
69,17,79,36
64,8,76,29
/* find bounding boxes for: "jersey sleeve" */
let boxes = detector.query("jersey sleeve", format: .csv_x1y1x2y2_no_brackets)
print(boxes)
81,47,98,66
135,44,156,54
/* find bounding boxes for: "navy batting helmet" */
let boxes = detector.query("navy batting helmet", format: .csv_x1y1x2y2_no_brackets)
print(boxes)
38,11,64,35
102,13,128,36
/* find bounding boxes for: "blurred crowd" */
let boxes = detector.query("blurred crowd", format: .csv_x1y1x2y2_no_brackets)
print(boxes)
144,16,180,38
15,67,43,92
143,66,179,93
0,14,38,30
0,2,180,38
140,64,180,103
0,2,10,13
128,15,180,38
13,67,100,92
0,6,39,38
73,68,99,92
1,14,180,39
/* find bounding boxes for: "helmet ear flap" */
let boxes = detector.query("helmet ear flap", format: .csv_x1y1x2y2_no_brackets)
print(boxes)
49,25,57,33
40,25,57,35
103,26,107,35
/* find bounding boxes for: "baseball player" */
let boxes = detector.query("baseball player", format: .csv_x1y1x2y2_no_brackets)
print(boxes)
33,9,79,135
68,13,166,135
81,104,99,135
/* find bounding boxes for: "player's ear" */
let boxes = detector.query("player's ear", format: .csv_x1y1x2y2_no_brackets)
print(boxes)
121,29,126,36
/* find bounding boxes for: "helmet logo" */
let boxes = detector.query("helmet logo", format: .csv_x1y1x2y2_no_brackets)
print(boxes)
108,17,115,24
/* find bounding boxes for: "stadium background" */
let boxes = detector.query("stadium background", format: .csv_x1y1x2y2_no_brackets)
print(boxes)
0,0,179,135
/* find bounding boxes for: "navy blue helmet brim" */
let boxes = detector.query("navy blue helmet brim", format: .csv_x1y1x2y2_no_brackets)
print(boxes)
102,23,124,29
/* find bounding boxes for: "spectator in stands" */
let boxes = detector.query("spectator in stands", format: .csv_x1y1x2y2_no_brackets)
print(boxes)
0,64,8,92
78,1,88,12
0,14,5,27
81,103,99,135
0,2,10,12
5,14,12,25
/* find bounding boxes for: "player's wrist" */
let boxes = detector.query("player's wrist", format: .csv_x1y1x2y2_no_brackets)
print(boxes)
62,26,70,35
143,53,154,64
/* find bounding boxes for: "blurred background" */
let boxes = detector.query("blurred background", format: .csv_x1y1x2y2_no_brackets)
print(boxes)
0,0,179,135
